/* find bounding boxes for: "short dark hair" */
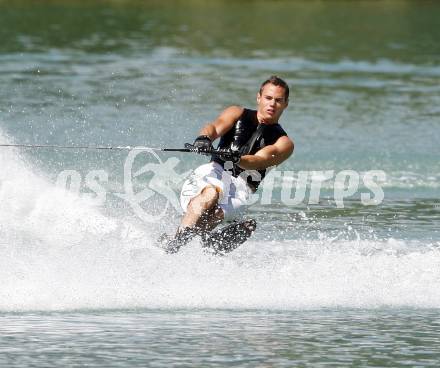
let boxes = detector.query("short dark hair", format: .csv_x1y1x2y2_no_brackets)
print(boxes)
259,76,289,101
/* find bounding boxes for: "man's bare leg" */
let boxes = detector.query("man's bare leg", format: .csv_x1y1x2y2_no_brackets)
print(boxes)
164,185,224,253
180,185,224,232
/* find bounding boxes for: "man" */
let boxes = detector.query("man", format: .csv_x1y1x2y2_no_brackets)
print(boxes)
164,76,294,253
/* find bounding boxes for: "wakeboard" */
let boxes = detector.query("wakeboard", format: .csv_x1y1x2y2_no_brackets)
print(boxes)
201,219,257,255
156,219,256,255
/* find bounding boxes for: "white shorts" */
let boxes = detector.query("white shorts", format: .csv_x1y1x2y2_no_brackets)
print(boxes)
180,162,252,220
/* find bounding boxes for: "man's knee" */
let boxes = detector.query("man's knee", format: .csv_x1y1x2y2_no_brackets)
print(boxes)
188,185,220,213
200,185,220,203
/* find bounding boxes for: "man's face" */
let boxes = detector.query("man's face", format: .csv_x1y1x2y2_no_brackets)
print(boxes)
256,83,288,124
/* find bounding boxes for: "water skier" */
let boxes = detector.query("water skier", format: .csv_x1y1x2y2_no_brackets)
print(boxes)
163,76,294,253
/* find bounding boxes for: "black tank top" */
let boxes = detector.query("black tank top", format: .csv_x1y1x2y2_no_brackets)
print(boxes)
212,108,288,191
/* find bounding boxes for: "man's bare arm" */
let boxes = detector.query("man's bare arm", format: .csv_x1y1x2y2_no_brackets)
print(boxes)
237,136,294,170
198,106,244,141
